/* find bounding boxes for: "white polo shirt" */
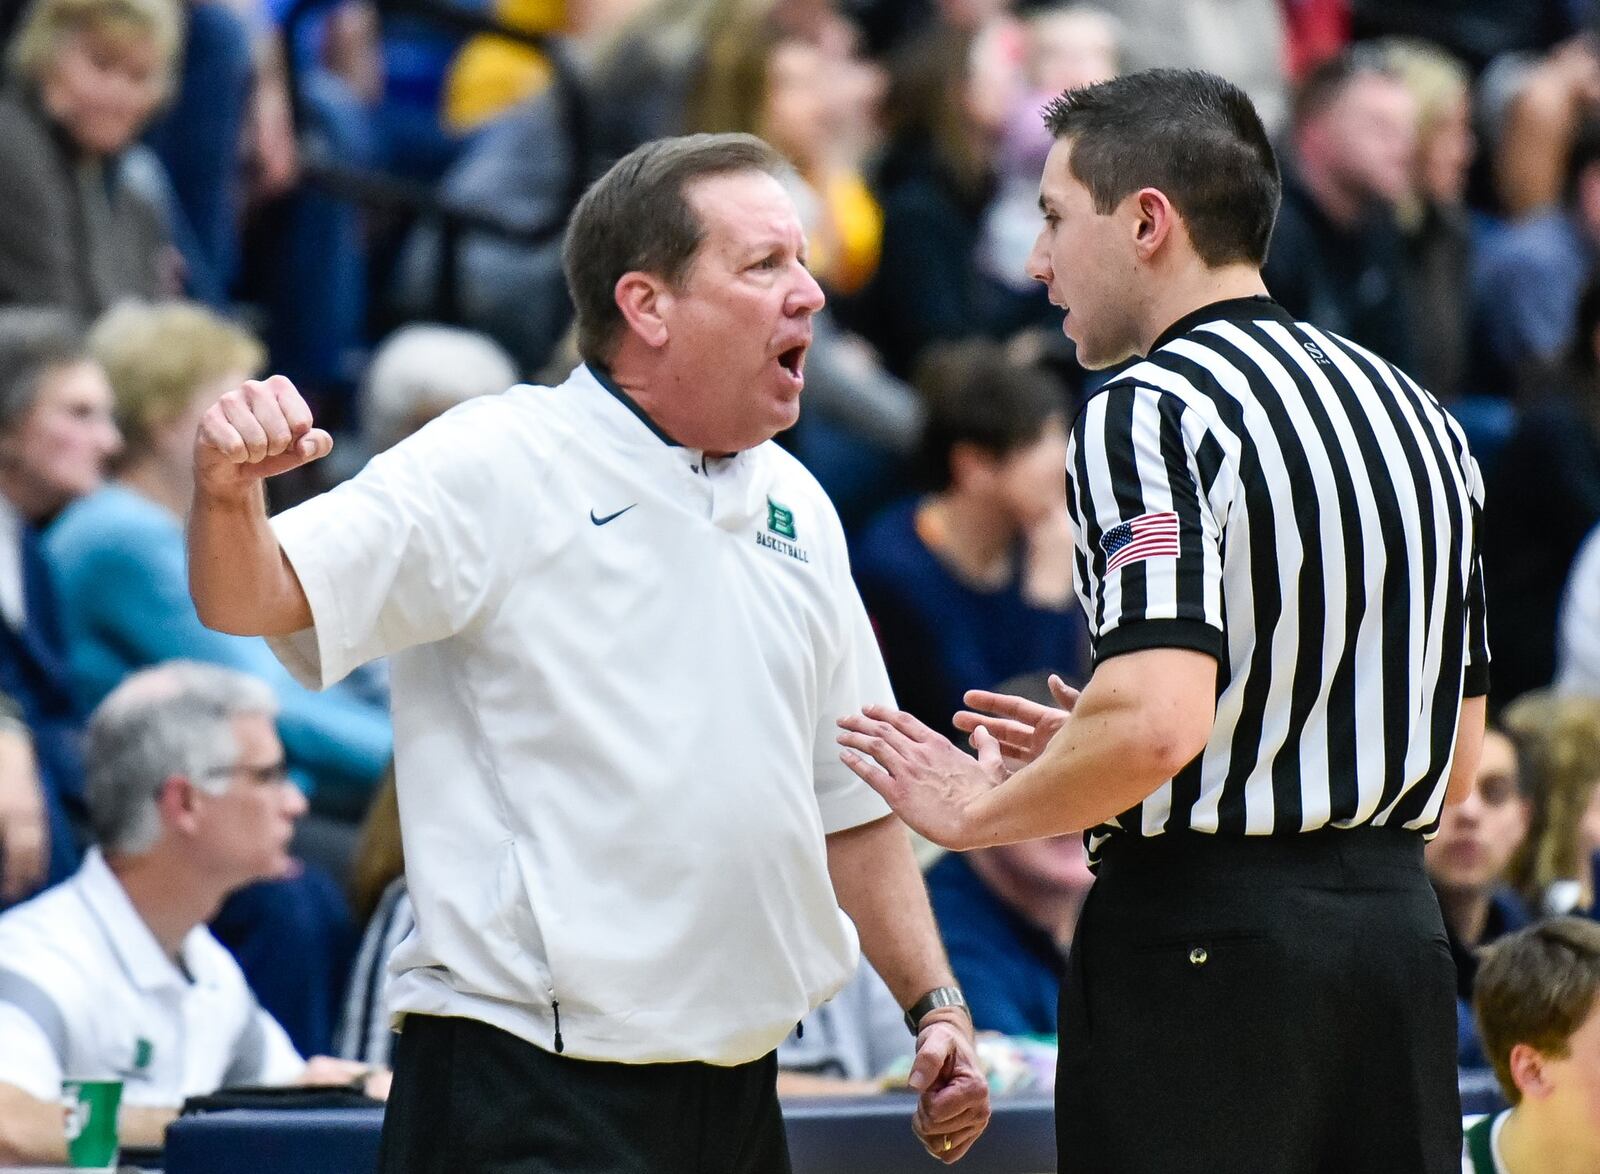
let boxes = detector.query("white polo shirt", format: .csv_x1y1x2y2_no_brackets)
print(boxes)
0,850,304,1105
268,364,894,1066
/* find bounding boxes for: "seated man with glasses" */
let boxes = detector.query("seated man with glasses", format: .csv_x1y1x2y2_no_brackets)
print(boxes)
0,662,386,1166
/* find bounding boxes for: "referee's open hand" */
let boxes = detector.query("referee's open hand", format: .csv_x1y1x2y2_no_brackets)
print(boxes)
195,374,333,500
836,706,1005,851
954,674,1078,767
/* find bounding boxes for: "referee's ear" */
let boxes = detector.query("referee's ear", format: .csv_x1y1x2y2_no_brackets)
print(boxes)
1130,188,1179,262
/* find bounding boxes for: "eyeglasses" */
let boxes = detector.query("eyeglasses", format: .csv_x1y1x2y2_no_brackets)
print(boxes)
201,761,293,789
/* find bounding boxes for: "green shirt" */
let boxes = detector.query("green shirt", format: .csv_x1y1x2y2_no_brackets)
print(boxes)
1462,1110,1509,1174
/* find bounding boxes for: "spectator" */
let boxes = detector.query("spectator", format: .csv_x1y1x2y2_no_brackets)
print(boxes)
1424,724,1532,1070
1480,35,1600,217
685,14,923,521
0,0,183,315
1098,0,1288,133
356,322,518,460
853,340,1083,741
1504,690,1600,919
1475,116,1600,397
1482,276,1600,706
45,301,392,815
925,824,1095,1037
978,5,1121,303
1464,917,1600,1172
141,0,260,306
1264,48,1419,370
1384,38,1476,399
0,691,48,905
1350,0,1574,74
850,22,1048,379
1557,518,1600,697
0,662,383,1167
0,310,121,900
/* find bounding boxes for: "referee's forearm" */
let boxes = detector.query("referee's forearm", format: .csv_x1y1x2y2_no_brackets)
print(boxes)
963,648,1215,847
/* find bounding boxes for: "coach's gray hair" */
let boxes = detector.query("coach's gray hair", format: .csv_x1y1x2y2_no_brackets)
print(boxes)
86,662,278,856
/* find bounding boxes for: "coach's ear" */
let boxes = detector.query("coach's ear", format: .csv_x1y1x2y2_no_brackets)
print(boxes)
1130,187,1179,261
615,270,672,349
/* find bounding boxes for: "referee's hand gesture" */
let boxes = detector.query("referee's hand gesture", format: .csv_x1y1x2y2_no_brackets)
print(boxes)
954,674,1079,766
195,374,333,500
837,706,1008,851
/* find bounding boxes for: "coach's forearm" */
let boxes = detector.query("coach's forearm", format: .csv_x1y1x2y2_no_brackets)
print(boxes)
963,648,1216,846
826,816,957,1014
188,483,312,636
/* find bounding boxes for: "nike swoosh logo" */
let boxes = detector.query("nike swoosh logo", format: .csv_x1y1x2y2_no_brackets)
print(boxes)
590,504,637,526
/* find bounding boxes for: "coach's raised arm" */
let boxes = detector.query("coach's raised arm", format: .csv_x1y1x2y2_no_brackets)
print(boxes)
188,373,328,637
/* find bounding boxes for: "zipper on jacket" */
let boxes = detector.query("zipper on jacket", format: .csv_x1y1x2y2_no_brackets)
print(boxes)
550,987,564,1054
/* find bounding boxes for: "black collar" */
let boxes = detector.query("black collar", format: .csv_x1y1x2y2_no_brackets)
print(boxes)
1147,295,1293,355
588,362,683,448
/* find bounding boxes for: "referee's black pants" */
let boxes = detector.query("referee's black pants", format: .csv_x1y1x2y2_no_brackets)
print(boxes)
1056,827,1460,1174
378,1013,792,1174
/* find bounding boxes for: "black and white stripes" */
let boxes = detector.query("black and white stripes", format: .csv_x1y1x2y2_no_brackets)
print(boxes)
1067,298,1489,860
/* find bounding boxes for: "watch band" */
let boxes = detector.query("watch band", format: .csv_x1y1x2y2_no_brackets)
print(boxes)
904,986,969,1035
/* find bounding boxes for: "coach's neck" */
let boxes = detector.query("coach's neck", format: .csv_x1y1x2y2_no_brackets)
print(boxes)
1135,258,1271,358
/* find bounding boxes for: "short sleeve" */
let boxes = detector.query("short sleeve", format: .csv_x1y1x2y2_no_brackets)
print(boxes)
1068,381,1229,665
0,1001,64,1101
812,556,895,835
224,1003,304,1087
267,399,537,689
1462,453,1491,698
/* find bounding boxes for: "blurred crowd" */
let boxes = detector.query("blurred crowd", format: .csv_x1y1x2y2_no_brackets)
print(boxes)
2,0,1600,1153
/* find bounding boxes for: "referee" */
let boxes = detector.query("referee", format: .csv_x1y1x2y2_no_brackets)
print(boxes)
839,68,1487,1173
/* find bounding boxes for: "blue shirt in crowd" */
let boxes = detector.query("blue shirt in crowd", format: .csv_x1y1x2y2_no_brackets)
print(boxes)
925,851,1065,1038
852,497,1085,741
44,485,391,801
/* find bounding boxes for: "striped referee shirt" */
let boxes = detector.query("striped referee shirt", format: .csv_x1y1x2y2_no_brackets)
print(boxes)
1067,296,1489,860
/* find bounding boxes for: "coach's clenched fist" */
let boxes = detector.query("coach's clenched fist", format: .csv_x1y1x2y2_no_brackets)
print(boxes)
195,374,332,497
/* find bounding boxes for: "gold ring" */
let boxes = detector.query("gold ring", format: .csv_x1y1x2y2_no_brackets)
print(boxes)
942,1136,952,1153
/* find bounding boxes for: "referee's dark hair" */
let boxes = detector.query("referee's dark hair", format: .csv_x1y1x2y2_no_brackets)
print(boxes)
1474,917,1600,1104
1042,69,1280,267
912,339,1066,491
563,133,787,365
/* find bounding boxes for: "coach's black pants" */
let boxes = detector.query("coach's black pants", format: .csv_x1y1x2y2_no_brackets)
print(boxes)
379,1014,792,1174
1057,828,1460,1174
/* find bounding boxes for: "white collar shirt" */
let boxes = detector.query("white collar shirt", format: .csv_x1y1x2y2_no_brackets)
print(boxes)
0,850,304,1105
267,364,894,1065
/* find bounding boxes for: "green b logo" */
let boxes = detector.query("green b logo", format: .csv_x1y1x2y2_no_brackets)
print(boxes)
767,499,796,540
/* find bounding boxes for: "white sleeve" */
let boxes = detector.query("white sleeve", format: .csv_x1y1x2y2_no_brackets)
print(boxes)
253,1009,307,1086
266,401,535,689
0,1003,64,1101
228,1004,305,1087
812,553,895,835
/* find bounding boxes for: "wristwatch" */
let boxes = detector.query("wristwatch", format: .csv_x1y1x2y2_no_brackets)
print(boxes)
904,986,969,1035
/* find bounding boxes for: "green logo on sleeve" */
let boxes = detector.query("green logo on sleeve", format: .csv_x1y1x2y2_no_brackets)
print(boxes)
133,1037,153,1071
767,498,796,540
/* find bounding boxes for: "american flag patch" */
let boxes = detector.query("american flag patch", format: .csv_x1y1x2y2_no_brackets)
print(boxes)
1100,510,1181,574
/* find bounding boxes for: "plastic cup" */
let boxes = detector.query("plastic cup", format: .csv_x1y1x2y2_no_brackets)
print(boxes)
62,1078,121,1169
